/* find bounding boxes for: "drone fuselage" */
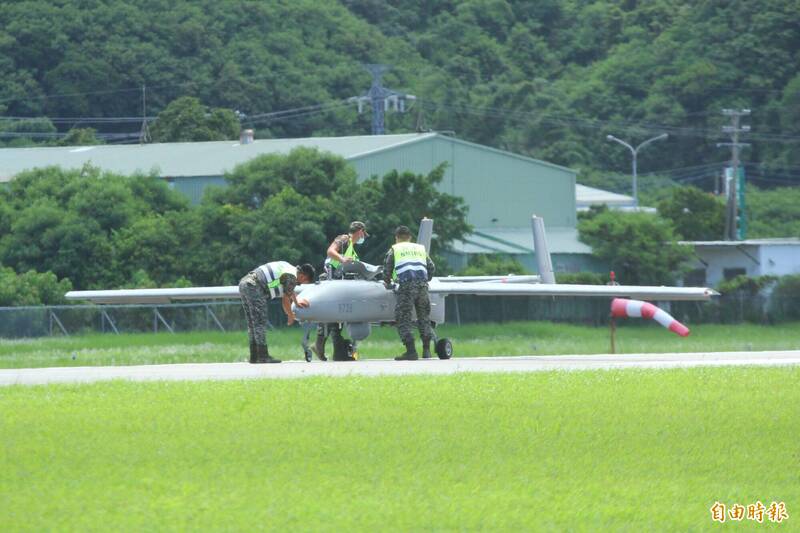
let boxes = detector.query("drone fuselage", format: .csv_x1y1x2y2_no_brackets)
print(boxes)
294,279,446,326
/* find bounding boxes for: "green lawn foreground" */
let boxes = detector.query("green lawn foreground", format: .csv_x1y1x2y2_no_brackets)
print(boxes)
0,367,797,530
2,321,800,368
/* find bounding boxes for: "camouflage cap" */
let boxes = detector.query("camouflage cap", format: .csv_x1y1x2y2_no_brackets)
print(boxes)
349,221,369,236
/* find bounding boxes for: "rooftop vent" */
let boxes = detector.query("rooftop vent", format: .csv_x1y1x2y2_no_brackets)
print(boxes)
240,129,254,145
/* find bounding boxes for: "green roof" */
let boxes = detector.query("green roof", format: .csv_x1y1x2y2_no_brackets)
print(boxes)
0,133,436,182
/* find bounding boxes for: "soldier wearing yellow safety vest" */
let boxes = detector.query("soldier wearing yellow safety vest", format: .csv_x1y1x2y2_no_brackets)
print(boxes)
239,261,315,363
313,221,369,361
382,225,436,360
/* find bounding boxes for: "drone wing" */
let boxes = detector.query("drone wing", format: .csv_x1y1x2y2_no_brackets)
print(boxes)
64,286,241,304
428,279,717,301
65,215,718,305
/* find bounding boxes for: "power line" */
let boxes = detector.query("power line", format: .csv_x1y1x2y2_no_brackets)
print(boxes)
639,161,729,177
246,100,350,121
419,99,800,143
0,82,197,105
1,101,351,127
668,174,718,184
746,176,800,185
0,131,139,139
244,101,352,126
0,116,154,123
4,91,799,144
600,78,795,97
742,161,800,173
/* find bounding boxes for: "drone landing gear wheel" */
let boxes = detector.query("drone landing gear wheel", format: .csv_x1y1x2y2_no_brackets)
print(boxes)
435,338,452,360
345,340,358,361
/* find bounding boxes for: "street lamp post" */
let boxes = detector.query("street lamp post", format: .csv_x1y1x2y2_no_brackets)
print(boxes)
606,133,668,208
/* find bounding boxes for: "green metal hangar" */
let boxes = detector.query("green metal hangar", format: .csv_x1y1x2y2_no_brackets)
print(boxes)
0,132,598,272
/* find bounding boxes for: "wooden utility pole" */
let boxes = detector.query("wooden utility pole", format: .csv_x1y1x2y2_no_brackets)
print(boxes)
717,109,750,240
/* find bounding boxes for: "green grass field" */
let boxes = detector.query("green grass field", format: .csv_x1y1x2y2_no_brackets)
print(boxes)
1,321,800,369
1,368,797,530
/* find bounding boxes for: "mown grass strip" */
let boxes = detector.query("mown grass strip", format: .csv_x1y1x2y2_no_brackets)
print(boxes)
1,321,799,369
1,367,797,530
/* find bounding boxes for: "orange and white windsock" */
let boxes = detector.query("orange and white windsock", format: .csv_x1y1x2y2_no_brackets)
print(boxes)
610,298,690,337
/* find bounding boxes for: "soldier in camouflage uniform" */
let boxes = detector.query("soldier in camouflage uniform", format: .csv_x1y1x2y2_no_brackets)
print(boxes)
383,225,435,360
239,261,315,363
313,221,369,361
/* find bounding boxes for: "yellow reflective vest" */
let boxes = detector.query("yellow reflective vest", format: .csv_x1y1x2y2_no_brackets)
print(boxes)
328,238,358,269
392,242,428,282
257,261,296,299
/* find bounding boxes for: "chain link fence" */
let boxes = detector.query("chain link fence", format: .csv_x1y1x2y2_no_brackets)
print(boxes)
465,293,800,325
0,292,797,339
0,301,282,338
445,293,800,326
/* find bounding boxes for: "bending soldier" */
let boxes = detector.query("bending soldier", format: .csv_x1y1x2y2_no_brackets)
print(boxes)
239,261,315,364
383,225,435,360
313,221,369,361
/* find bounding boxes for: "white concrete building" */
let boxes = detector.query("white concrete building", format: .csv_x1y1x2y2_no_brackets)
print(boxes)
575,184,656,213
682,239,800,287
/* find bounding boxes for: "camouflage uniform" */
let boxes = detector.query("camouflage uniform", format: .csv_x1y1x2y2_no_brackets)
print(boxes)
239,263,297,357
316,230,366,361
394,279,433,344
324,234,354,280
239,272,271,346
383,247,435,345
317,234,351,343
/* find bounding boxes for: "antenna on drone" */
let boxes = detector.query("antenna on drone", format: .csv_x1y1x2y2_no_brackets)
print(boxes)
349,64,416,135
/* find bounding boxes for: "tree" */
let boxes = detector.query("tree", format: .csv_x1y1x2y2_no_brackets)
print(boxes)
578,210,693,285
194,147,358,284
220,146,357,209
0,166,192,290
0,117,56,147
194,187,332,285
352,164,471,267
195,149,471,284
150,96,240,142
111,211,202,286
746,186,800,238
458,254,527,276
0,266,72,306
0,203,116,289
56,127,102,146
656,186,725,240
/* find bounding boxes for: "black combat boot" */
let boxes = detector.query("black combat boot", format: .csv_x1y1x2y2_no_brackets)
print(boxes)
421,337,432,359
312,334,328,361
253,344,281,364
249,341,259,364
395,340,419,361
332,335,355,361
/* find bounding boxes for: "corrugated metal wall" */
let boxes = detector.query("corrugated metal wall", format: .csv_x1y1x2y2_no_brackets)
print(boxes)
349,136,576,229
170,176,226,204
164,137,578,231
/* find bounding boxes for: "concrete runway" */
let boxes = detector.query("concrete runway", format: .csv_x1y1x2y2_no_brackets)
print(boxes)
2,351,800,386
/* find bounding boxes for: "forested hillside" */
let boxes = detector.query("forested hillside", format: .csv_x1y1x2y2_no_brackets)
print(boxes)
2,0,798,183
1,1,799,302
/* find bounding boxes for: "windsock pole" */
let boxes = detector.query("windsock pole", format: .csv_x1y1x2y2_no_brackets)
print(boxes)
610,298,690,337
610,315,617,354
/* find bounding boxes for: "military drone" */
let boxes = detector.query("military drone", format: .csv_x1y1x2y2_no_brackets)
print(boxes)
66,216,717,360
